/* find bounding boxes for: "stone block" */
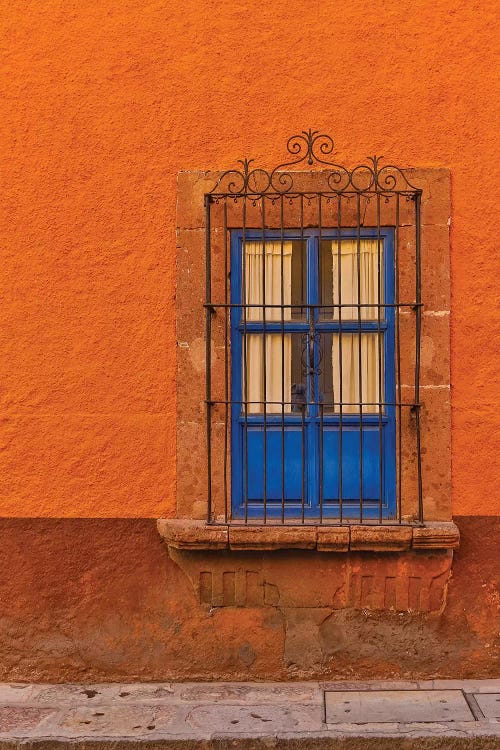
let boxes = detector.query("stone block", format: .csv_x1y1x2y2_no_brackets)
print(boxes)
325,689,473,724
0,707,55,733
472,693,500,718
176,421,208,518
398,224,451,314
418,387,452,521
156,519,228,550
176,171,219,230
419,168,452,226
350,525,412,551
228,525,317,550
262,552,347,607
412,522,460,549
317,526,350,552
399,310,450,388
184,701,324,733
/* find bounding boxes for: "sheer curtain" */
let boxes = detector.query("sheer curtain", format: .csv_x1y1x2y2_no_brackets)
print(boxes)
244,241,292,414
331,239,383,414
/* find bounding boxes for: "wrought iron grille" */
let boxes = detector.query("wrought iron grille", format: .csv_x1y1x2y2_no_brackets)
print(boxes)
204,130,423,525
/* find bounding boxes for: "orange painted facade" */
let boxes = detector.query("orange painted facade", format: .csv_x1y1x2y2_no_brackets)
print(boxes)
1,2,499,684
1,0,499,519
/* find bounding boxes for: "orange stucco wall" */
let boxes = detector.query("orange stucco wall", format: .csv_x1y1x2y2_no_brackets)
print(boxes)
1,0,498,518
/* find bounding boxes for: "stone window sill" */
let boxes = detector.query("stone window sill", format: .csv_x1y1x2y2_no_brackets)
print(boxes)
156,519,460,553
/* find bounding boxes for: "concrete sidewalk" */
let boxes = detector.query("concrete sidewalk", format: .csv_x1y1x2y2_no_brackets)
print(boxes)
0,680,498,748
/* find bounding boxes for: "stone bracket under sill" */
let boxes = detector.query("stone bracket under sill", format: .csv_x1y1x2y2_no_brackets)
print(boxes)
156,519,460,553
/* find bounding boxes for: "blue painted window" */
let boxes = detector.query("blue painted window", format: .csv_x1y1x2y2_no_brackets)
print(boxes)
230,229,396,521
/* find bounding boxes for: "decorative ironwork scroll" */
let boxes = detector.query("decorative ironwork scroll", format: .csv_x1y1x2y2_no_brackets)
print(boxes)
209,129,419,196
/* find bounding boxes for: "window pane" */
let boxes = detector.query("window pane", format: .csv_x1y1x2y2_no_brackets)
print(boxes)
320,239,384,320
321,332,384,414
244,333,306,414
244,240,306,321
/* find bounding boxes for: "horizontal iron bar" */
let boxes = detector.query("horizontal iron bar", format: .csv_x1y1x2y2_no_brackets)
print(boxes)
237,322,388,333
207,190,420,199
205,302,423,309
207,399,421,408
206,520,424,527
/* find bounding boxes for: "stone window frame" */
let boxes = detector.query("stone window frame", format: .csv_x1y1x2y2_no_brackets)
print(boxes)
157,167,459,553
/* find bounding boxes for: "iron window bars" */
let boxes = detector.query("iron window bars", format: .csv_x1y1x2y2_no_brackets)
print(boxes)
204,130,423,526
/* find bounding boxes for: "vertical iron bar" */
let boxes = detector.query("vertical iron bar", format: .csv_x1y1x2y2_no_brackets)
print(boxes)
337,194,343,524
300,195,306,523
223,197,229,522
357,194,363,522
319,401,324,523
242,198,249,523
301,403,306,524
376,194,383,524
280,195,285,523
415,191,423,522
205,196,212,522
262,197,267,524
318,194,323,523
395,194,402,523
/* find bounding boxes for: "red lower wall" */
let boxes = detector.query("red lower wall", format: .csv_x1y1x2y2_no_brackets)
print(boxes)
0,517,497,682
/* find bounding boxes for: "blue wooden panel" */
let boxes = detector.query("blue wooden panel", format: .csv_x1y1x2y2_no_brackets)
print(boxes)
246,425,305,502
322,426,383,502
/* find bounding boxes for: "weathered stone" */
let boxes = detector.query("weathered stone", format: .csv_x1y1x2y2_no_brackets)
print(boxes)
282,609,328,669
0,706,55,733
325,689,473,724
412,522,460,549
474,693,500,719
177,682,323,704
176,172,219,230
58,704,177,736
350,525,412,551
399,311,450,388
228,525,317,550
262,553,347,608
317,526,350,552
185,702,324,733
156,519,228,550
32,684,120,706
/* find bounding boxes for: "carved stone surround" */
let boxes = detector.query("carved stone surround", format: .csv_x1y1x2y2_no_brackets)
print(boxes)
157,519,459,552
166,163,456,617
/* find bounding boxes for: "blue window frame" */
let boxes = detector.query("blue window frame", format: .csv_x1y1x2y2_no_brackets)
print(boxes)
230,228,396,521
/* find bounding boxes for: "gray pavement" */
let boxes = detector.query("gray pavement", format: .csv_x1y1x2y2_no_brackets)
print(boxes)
0,680,498,748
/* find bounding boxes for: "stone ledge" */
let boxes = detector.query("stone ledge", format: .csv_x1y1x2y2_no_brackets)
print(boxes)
412,521,460,549
157,519,460,552
229,524,317,550
350,525,413,551
156,519,228,550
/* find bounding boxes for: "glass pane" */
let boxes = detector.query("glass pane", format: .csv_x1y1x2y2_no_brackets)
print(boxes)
243,240,306,321
244,333,306,414
319,239,384,320
321,332,384,414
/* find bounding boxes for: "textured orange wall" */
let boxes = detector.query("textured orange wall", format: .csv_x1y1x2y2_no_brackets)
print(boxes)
1,0,498,517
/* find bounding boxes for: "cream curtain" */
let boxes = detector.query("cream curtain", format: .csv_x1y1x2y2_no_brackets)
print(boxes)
332,239,383,319
332,333,382,414
244,242,293,414
331,239,383,413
